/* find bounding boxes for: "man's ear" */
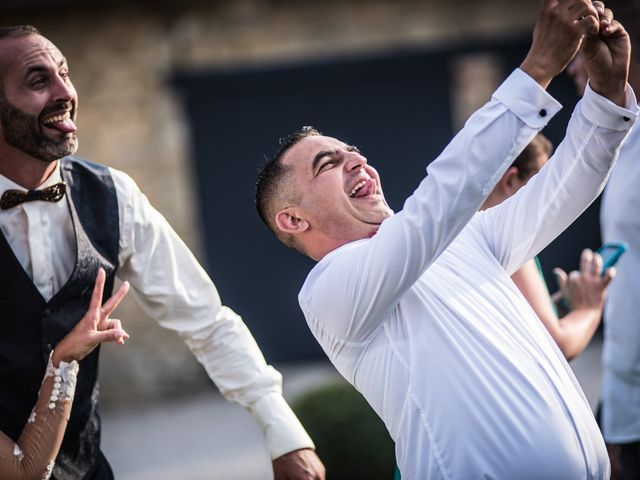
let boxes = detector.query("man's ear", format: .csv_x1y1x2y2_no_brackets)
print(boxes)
275,208,310,235
500,166,522,197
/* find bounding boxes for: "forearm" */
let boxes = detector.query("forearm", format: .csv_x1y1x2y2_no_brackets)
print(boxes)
405,68,559,259
555,308,602,361
0,355,78,480
481,83,638,274
180,306,314,459
112,168,316,458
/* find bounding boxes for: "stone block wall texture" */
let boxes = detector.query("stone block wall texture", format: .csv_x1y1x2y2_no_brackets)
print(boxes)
4,0,538,406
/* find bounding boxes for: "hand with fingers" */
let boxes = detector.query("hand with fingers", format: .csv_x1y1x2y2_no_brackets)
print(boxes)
580,1,631,106
52,268,130,366
272,448,326,480
521,0,603,89
0,268,131,478
552,248,616,315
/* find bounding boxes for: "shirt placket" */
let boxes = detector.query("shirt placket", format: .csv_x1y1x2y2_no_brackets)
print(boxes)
24,203,53,301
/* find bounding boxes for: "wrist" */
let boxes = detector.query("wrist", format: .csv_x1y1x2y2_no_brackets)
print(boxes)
51,344,74,367
570,306,603,318
520,58,554,89
589,80,627,107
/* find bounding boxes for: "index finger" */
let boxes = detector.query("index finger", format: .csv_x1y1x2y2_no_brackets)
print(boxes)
88,268,106,312
571,0,600,35
579,248,594,274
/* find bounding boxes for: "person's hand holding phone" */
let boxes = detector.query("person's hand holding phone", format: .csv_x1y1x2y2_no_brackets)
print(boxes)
552,248,616,315
596,242,627,274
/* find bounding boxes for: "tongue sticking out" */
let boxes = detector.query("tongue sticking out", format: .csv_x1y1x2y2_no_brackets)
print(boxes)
354,179,375,198
47,117,77,133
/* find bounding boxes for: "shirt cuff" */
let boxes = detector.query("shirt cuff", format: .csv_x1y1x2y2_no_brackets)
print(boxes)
581,82,639,131
493,68,562,129
248,392,315,460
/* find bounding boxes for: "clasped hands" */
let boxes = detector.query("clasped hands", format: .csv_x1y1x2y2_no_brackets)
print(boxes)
521,0,630,106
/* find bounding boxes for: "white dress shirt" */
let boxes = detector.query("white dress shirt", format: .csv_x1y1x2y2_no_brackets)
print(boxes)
0,162,314,460
298,69,638,479
600,123,640,444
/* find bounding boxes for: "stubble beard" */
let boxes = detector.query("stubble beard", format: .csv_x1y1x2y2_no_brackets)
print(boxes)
0,96,78,163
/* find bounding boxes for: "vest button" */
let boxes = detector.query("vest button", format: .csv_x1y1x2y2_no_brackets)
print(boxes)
43,308,51,316
46,344,53,352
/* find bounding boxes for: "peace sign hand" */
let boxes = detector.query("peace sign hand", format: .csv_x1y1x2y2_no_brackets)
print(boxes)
52,268,130,366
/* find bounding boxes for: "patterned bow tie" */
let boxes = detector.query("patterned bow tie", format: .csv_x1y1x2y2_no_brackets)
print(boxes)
0,183,66,210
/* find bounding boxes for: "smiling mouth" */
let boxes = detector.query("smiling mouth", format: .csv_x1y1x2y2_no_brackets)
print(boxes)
41,110,77,134
349,178,376,198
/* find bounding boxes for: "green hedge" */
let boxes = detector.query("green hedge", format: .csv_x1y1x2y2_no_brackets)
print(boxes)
292,380,396,480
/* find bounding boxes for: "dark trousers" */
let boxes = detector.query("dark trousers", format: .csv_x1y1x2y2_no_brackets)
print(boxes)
608,442,640,480
596,403,640,480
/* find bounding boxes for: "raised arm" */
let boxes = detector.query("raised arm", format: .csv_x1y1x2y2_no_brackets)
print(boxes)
0,269,128,480
477,85,636,276
301,0,607,342
301,72,558,340
477,9,637,276
478,5,637,273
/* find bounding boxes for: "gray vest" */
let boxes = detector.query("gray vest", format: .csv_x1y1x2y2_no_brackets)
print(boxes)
0,156,119,479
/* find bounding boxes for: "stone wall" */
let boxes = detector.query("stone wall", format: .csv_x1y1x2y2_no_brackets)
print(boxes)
4,0,539,406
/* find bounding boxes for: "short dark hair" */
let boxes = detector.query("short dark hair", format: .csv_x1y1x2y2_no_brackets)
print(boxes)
0,25,40,40
512,133,552,180
255,126,321,248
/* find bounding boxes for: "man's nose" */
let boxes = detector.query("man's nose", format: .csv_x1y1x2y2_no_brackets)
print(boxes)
345,151,367,171
52,75,76,103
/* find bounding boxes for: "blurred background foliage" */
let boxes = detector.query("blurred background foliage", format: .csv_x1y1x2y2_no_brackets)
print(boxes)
293,381,396,480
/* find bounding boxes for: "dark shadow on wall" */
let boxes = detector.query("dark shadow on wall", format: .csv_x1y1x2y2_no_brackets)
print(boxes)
172,36,596,363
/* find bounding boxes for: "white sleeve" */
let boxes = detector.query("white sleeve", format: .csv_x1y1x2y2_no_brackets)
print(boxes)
475,83,639,276
300,69,561,342
111,168,314,459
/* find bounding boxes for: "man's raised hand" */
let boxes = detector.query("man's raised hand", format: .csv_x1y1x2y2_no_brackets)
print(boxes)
521,0,601,88
581,1,631,106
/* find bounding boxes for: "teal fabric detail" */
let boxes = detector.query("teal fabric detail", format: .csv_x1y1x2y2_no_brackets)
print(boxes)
394,465,401,480
534,256,558,315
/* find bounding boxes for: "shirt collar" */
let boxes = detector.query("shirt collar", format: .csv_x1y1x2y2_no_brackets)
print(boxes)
0,161,62,195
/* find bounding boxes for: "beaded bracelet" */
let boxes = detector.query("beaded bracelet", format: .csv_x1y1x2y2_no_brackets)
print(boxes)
44,352,79,410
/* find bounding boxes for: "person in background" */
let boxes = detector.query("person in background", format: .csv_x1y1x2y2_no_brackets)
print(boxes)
0,25,323,479
0,269,129,480
568,1,640,477
481,133,614,361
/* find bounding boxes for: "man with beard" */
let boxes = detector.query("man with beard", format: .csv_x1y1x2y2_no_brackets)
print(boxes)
0,26,324,480
255,1,637,478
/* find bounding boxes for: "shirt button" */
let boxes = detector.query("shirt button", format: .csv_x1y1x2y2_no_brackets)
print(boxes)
539,109,547,117
623,116,630,122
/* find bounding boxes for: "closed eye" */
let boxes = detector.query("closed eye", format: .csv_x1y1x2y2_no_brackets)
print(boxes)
318,159,338,172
